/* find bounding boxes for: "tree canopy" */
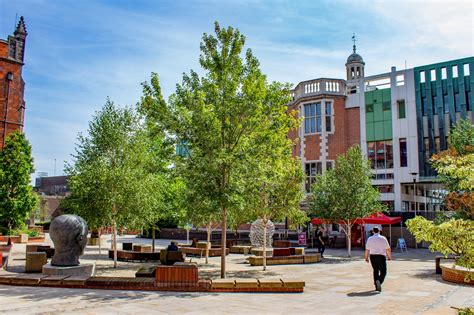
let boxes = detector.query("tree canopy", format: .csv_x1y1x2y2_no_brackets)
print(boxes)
140,22,303,277
0,131,38,230
308,145,384,256
431,118,474,218
65,100,170,266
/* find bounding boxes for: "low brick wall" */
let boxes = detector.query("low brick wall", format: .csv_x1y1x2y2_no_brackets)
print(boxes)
441,265,473,286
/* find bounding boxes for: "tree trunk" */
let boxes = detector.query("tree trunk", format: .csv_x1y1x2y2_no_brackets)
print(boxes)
152,226,156,252
98,228,102,255
221,209,227,278
113,219,118,268
263,217,267,271
346,223,352,257
206,222,211,265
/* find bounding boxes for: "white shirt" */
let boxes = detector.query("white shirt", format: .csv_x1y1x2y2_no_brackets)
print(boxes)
366,233,390,256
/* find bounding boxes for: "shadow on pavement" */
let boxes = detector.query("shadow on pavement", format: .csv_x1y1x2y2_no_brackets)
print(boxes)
0,286,218,303
347,290,380,297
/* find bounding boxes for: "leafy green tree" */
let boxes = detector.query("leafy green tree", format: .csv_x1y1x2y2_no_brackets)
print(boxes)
65,100,168,267
0,131,38,231
407,216,473,269
308,145,384,257
431,119,473,218
140,22,300,277
241,102,306,270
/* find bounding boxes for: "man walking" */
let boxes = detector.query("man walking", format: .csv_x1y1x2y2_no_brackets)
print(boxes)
365,227,391,292
316,227,326,258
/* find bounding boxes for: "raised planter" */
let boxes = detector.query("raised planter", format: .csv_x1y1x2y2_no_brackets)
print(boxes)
440,264,473,286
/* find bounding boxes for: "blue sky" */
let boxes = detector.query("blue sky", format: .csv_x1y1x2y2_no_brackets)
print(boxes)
0,0,472,179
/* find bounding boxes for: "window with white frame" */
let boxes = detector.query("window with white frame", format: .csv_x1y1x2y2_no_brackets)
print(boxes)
325,101,333,132
305,162,322,193
304,103,322,133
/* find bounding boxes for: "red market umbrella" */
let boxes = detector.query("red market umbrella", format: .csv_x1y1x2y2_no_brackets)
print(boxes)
355,213,402,246
354,213,402,225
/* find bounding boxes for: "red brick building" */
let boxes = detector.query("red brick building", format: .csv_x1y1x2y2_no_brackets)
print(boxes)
0,16,27,148
288,77,360,193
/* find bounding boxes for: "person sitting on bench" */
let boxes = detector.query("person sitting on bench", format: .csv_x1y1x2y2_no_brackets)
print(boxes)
167,241,178,251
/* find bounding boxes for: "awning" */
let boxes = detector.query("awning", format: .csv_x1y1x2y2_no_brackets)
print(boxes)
354,212,402,225
311,212,402,226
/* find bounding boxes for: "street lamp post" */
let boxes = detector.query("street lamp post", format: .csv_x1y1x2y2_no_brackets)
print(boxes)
410,172,418,216
410,172,418,249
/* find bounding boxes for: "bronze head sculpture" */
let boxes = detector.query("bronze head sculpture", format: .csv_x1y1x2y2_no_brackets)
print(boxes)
50,214,88,266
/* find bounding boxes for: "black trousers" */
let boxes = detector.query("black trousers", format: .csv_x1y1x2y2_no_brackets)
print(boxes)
317,243,325,256
369,255,387,285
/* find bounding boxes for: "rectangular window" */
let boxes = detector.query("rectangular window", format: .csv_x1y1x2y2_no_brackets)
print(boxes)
383,101,391,111
376,185,394,193
432,95,438,115
430,69,436,81
454,93,460,112
326,161,333,170
399,138,407,167
375,173,394,180
452,65,458,78
376,141,386,169
402,201,409,211
420,71,425,83
397,100,406,119
386,140,393,168
435,137,440,153
305,162,322,193
325,102,332,132
443,94,450,113
424,137,430,161
367,142,376,169
304,103,322,133
441,67,447,79
464,63,470,76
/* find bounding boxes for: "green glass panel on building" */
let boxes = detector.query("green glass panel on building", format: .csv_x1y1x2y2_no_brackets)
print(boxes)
374,103,384,122
374,90,383,103
366,122,375,141
366,110,374,123
365,88,392,141
382,89,391,102
414,56,473,177
374,121,384,140
383,120,393,139
383,107,391,120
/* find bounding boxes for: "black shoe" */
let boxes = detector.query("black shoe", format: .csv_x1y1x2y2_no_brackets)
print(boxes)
375,280,382,292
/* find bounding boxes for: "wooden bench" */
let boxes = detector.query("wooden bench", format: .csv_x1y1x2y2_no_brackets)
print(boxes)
159,250,185,265
108,250,160,262
230,245,253,254
133,244,152,253
180,247,229,257
249,253,321,266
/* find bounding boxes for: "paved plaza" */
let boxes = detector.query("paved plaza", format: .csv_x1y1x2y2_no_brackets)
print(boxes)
1,235,472,314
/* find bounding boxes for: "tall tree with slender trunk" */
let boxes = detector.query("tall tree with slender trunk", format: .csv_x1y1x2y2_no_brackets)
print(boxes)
140,22,296,277
64,100,168,267
308,145,384,257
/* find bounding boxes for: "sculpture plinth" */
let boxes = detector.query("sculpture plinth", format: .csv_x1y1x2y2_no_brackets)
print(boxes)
42,263,95,277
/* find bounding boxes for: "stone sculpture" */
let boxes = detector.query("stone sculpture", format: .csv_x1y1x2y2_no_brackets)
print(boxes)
249,218,275,248
49,214,88,266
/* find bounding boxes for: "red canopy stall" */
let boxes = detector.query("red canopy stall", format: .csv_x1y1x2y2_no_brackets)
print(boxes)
311,213,402,246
